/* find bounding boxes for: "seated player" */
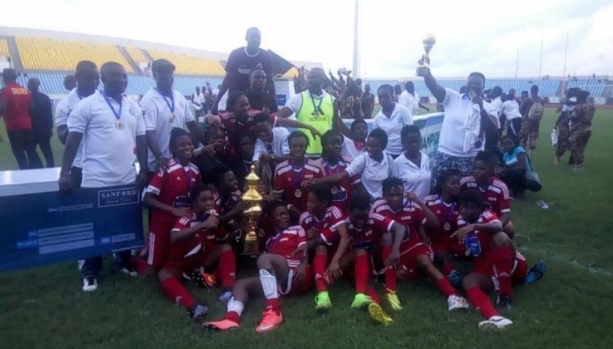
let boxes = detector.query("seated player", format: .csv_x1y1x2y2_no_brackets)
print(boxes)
300,184,351,311
461,151,514,238
210,165,247,301
314,130,364,211
157,184,221,321
230,132,256,191
454,189,546,330
424,170,464,285
143,128,201,274
336,117,368,160
273,131,325,219
203,202,312,333
372,178,469,312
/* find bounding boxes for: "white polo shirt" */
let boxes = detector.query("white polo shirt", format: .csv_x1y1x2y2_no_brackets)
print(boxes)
439,88,488,157
372,103,413,156
392,151,431,200
345,152,393,199
140,88,194,172
252,127,290,161
412,93,421,115
501,100,522,121
68,91,145,188
341,137,365,160
55,88,86,168
397,90,414,115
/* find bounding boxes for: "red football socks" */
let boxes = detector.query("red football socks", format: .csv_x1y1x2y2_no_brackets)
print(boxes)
491,246,513,297
160,278,195,310
466,286,499,319
382,246,397,292
226,311,241,324
219,250,236,288
313,253,328,292
436,278,458,297
355,253,370,294
366,286,381,305
265,298,281,311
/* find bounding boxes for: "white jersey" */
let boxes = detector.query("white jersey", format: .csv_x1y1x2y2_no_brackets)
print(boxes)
55,88,87,167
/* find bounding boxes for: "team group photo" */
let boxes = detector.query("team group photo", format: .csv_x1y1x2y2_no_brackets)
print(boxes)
0,0,612,348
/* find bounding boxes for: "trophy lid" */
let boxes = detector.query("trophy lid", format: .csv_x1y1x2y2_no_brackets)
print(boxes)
423,34,436,46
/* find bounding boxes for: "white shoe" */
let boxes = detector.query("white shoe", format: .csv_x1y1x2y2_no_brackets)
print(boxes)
447,295,470,311
478,316,513,330
82,277,98,292
77,260,84,271
118,267,138,277
218,291,233,302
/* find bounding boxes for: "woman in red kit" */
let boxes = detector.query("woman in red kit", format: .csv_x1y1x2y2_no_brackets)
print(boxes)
204,202,311,334
300,184,350,312
143,128,201,274
314,129,364,211
455,189,546,331
273,131,325,219
372,178,469,312
424,170,465,286
157,184,220,321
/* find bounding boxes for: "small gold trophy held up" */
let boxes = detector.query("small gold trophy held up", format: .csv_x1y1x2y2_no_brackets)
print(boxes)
241,165,263,255
416,34,436,76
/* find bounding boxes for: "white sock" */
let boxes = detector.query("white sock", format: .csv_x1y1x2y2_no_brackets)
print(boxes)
259,269,279,300
227,297,244,317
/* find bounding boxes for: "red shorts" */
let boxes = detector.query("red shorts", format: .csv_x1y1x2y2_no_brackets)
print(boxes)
147,217,176,268
432,237,465,256
162,249,208,273
473,251,528,290
399,243,433,277
279,260,313,296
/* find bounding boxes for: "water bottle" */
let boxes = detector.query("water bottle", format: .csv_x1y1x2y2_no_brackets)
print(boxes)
465,235,481,257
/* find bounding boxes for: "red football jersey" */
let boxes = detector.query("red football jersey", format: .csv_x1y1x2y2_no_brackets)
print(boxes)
457,209,501,265
348,212,396,246
213,189,242,216
220,109,276,158
460,176,511,217
370,198,426,248
169,209,218,260
146,159,201,223
273,159,325,213
299,206,348,245
424,194,460,244
313,156,360,211
265,225,307,267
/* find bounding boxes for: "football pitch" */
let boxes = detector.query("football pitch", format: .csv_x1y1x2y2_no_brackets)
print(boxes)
1,109,612,348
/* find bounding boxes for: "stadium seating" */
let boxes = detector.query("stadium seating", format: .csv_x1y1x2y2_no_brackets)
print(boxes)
282,67,300,79
0,38,9,58
16,37,133,72
566,79,605,98
146,49,225,76
124,46,149,64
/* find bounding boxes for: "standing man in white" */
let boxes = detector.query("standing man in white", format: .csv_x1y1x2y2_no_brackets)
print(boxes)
140,59,206,175
59,62,149,292
372,84,413,158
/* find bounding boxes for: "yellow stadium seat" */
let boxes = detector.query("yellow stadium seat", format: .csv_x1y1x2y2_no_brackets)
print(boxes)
146,49,225,76
282,67,299,79
124,46,148,64
16,37,133,72
0,39,9,58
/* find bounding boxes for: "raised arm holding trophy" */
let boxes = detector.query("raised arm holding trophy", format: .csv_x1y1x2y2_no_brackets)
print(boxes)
416,34,436,77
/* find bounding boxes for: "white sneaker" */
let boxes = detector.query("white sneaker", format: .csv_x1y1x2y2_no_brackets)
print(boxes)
218,291,233,302
77,260,85,271
478,316,513,330
82,277,98,292
447,295,470,311
118,267,138,277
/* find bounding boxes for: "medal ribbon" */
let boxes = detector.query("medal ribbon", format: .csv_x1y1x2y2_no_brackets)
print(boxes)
309,91,324,116
102,91,122,121
441,201,456,226
175,159,195,190
291,160,305,191
155,88,175,113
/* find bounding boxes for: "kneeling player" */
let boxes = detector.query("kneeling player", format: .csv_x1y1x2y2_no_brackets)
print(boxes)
158,184,220,321
372,178,469,311
300,184,351,311
454,189,546,330
203,202,312,333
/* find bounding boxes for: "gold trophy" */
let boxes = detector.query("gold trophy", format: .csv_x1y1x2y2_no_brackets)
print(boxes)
416,34,436,76
241,165,263,255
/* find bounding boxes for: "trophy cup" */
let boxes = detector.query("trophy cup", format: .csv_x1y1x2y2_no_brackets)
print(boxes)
241,165,263,255
416,34,436,76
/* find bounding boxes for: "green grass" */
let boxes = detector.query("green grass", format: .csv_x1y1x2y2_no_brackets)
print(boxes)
1,109,613,348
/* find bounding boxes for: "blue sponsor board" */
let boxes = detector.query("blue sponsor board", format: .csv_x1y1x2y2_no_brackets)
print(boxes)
276,94,287,107
0,185,144,271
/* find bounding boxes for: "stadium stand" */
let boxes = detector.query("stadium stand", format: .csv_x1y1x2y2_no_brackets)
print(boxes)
146,49,225,76
124,46,149,64
0,38,9,57
566,79,605,98
16,37,134,72
282,67,300,79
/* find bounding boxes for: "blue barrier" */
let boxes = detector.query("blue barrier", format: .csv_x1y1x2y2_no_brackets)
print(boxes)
0,182,144,272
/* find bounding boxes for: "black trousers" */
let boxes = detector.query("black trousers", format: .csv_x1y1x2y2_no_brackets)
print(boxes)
32,130,55,168
7,129,43,170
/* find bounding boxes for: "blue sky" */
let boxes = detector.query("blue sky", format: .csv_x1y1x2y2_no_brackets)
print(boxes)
1,0,611,78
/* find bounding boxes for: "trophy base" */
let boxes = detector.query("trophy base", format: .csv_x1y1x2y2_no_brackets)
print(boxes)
242,239,260,256
416,65,430,77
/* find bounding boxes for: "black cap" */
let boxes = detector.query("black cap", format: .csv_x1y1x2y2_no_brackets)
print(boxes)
1,68,17,79
151,59,175,72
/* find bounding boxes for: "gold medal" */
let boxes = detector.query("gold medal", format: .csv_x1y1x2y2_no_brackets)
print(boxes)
294,189,302,198
312,110,320,117
115,120,125,130
444,222,451,231
331,186,339,195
